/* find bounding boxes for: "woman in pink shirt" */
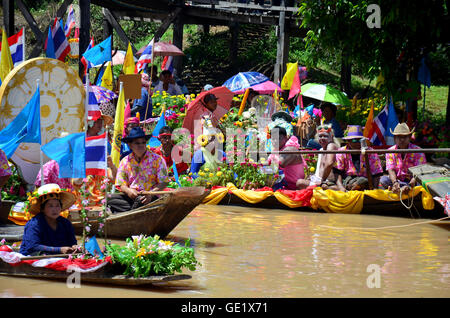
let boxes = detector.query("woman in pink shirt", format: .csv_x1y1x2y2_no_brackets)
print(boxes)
268,126,306,190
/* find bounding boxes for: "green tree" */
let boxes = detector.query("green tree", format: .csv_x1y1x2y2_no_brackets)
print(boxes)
298,0,448,108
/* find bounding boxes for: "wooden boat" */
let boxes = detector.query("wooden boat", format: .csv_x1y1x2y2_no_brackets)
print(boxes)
0,257,191,286
68,187,209,239
210,186,445,218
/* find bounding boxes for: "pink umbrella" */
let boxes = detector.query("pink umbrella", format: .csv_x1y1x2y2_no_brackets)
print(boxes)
136,42,184,56
111,50,138,65
182,86,234,135
233,80,283,95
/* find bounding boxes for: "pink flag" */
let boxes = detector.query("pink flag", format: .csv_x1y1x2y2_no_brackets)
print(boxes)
123,100,131,136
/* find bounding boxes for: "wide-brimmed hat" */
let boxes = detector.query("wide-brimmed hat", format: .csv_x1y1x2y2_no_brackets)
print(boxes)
271,111,292,123
28,184,76,215
121,127,151,144
390,123,415,136
342,125,364,140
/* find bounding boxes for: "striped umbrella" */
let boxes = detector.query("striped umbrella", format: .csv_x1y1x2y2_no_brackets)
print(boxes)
300,83,351,106
223,72,270,92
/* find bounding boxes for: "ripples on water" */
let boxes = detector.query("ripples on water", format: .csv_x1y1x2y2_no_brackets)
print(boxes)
0,204,449,297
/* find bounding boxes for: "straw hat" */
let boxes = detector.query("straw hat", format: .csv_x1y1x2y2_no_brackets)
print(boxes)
390,123,415,136
342,125,364,140
28,184,76,215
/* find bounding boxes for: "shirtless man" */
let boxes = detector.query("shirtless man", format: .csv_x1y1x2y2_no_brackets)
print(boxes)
296,124,339,189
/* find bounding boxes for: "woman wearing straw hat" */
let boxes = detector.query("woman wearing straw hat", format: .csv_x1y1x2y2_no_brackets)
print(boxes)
334,125,383,191
19,184,78,256
380,123,427,194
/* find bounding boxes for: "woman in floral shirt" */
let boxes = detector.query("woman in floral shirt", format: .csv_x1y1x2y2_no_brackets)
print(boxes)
380,123,426,194
108,127,169,213
334,125,383,191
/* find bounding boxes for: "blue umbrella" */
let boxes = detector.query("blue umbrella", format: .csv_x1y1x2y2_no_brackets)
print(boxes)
223,71,270,92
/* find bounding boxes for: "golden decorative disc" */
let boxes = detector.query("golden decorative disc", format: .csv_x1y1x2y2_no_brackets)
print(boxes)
0,58,85,182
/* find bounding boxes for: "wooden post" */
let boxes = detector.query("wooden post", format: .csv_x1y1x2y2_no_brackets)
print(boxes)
274,0,286,84
104,9,136,54
172,14,184,77
79,0,91,79
2,0,15,36
102,8,113,47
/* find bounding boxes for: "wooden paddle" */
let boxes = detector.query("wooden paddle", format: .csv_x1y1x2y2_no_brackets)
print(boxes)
141,186,206,197
19,253,83,261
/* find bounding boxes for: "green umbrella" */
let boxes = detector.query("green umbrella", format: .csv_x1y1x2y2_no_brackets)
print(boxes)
300,83,351,106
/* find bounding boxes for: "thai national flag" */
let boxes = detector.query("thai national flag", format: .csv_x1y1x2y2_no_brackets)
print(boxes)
64,4,76,38
368,98,399,146
161,55,174,73
135,39,153,73
85,132,107,176
0,27,25,67
46,18,70,61
86,81,101,121
81,37,95,75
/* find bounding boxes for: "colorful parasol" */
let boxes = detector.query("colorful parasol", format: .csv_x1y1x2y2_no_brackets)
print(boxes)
90,85,118,104
300,83,351,106
182,86,234,135
223,72,270,92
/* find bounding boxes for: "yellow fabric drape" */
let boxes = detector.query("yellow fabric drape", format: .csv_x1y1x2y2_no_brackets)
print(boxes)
273,192,309,208
310,186,434,214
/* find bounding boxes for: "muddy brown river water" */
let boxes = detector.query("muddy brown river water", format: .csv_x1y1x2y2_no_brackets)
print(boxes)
0,204,449,298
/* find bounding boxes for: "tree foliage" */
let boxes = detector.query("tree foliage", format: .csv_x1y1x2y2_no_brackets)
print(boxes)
298,0,449,100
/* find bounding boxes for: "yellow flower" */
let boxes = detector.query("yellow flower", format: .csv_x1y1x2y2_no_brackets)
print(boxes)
216,171,223,177
310,166,315,173
199,171,205,177
216,133,225,143
136,248,147,258
209,173,214,178
204,167,210,172
197,134,209,147
162,240,174,247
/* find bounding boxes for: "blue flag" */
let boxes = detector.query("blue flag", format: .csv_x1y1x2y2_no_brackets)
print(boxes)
418,56,431,88
41,132,86,178
147,112,166,147
385,97,399,138
85,236,104,259
45,27,56,59
82,36,111,66
0,85,41,158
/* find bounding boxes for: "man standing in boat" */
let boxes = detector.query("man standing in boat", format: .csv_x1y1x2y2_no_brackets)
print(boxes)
380,123,427,195
108,127,169,213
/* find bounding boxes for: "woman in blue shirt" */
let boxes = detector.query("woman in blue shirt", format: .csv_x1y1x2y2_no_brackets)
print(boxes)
20,184,78,256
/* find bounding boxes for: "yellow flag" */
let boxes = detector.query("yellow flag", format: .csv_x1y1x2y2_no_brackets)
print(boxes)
101,61,113,90
122,42,135,75
0,28,14,82
280,62,298,90
111,83,125,167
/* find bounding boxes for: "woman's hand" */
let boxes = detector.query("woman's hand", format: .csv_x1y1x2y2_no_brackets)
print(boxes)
60,246,77,254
